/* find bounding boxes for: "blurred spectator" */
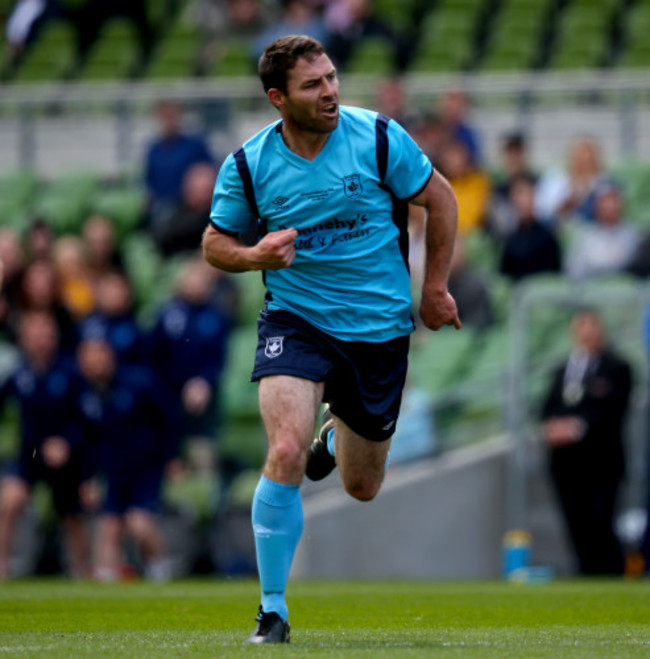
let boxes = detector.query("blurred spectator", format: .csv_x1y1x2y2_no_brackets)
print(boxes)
25,218,54,262
323,0,411,72
0,229,25,339
253,0,327,61
149,259,232,467
499,177,562,282
51,236,95,321
374,77,415,131
564,183,640,280
540,308,632,575
490,132,538,236
81,214,125,285
151,162,218,258
144,99,218,230
437,139,491,235
14,259,77,351
535,136,611,225
448,237,494,330
438,88,482,164
5,0,63,59
411,112,444,164
75,338,180,582
0,311,88,579
78,272,146,366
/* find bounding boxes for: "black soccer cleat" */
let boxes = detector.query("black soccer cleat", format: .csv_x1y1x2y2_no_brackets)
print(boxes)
305,406,337,481
245,606,290,644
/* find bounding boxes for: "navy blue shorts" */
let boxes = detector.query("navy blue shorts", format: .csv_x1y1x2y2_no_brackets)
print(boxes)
251,310,409,441
102,465,163,515
5,454,83,517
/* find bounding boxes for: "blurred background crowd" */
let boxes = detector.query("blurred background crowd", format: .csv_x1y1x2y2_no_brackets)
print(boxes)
2,0,650,582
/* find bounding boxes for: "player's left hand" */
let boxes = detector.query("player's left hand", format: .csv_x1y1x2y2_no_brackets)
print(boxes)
419,289,462,331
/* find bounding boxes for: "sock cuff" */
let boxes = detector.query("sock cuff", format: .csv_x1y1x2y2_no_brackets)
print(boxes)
255,475,300,507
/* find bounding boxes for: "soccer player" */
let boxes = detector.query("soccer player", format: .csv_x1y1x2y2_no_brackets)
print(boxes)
202,35,460,643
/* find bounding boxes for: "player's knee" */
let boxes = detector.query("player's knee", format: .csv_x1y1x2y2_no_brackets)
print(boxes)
344,478,381,502
125,510,154,539
267,438,307,475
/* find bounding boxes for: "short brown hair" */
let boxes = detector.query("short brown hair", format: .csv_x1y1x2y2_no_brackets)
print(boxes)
258,34,326,94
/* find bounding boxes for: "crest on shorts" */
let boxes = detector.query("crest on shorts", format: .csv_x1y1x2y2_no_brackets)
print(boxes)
265,336,284,359
342,174,363,199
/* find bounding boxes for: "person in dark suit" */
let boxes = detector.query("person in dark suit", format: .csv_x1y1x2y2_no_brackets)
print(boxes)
540,308,632,575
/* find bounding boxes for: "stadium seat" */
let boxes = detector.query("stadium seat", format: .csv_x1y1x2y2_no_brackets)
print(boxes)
210,38,255,77
548,3,615,69
146,20,201,79
31,171,99,235
122,231,163,314
90,186,144,240
409,327,477,395
618,6,650,68
80,18,142,80
0,170,39,229
12,21,78,83
411,8,477,72
344,37,394,75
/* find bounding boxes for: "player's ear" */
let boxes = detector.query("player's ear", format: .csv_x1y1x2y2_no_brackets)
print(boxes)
267,88,284,111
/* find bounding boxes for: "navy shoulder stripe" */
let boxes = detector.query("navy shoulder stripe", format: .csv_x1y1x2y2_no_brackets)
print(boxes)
233,147,260,220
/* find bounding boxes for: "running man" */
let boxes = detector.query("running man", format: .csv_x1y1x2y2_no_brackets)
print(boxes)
202,35,460,643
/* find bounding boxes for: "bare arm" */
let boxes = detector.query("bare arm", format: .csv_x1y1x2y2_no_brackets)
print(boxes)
410,169,462,331
202,225,298,273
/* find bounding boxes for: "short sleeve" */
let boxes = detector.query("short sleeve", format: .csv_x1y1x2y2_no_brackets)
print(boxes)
383,119,434,201
209,152,256,235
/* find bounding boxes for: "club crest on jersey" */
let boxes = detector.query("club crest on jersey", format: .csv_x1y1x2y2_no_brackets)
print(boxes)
342,174,363,199
265,336,284,359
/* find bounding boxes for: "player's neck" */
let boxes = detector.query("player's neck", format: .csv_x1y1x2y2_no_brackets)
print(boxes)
280,123,331,161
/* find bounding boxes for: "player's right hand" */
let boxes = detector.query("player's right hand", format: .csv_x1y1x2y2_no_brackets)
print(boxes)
251,228,298,270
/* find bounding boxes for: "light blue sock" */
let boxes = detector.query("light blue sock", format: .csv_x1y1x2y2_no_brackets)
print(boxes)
326,427,336,457
251,475,303,621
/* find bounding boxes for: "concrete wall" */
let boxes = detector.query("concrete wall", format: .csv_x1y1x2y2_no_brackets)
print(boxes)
293,435,577,579
293,437,512,579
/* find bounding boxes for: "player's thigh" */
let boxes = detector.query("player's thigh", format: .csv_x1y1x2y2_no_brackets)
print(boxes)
258,375,324,448
0,476,30,513
334,414,392,482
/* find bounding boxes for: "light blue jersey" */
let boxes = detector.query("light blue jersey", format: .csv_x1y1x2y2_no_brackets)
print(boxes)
210,106,433,342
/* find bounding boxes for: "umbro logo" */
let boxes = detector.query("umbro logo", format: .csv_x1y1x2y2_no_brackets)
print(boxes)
382,419,396,431
272,196,289,206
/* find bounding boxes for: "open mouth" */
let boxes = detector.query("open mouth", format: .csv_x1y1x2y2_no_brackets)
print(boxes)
321,103,338,117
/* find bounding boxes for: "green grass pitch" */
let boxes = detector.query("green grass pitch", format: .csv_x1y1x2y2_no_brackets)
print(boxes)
0,579,648,657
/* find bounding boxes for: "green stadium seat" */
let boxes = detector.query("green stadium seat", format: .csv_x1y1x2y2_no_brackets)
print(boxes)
146,22,201,78
345,37,393,75
12,21,78,83
122,231,163,313
409,327,477,395
411,8,477,72
0,170,39,231
618,6,650,68
80,18,142,80
221,324,260,422
32,172,99,235
211,38,255,77
90,186,144,240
